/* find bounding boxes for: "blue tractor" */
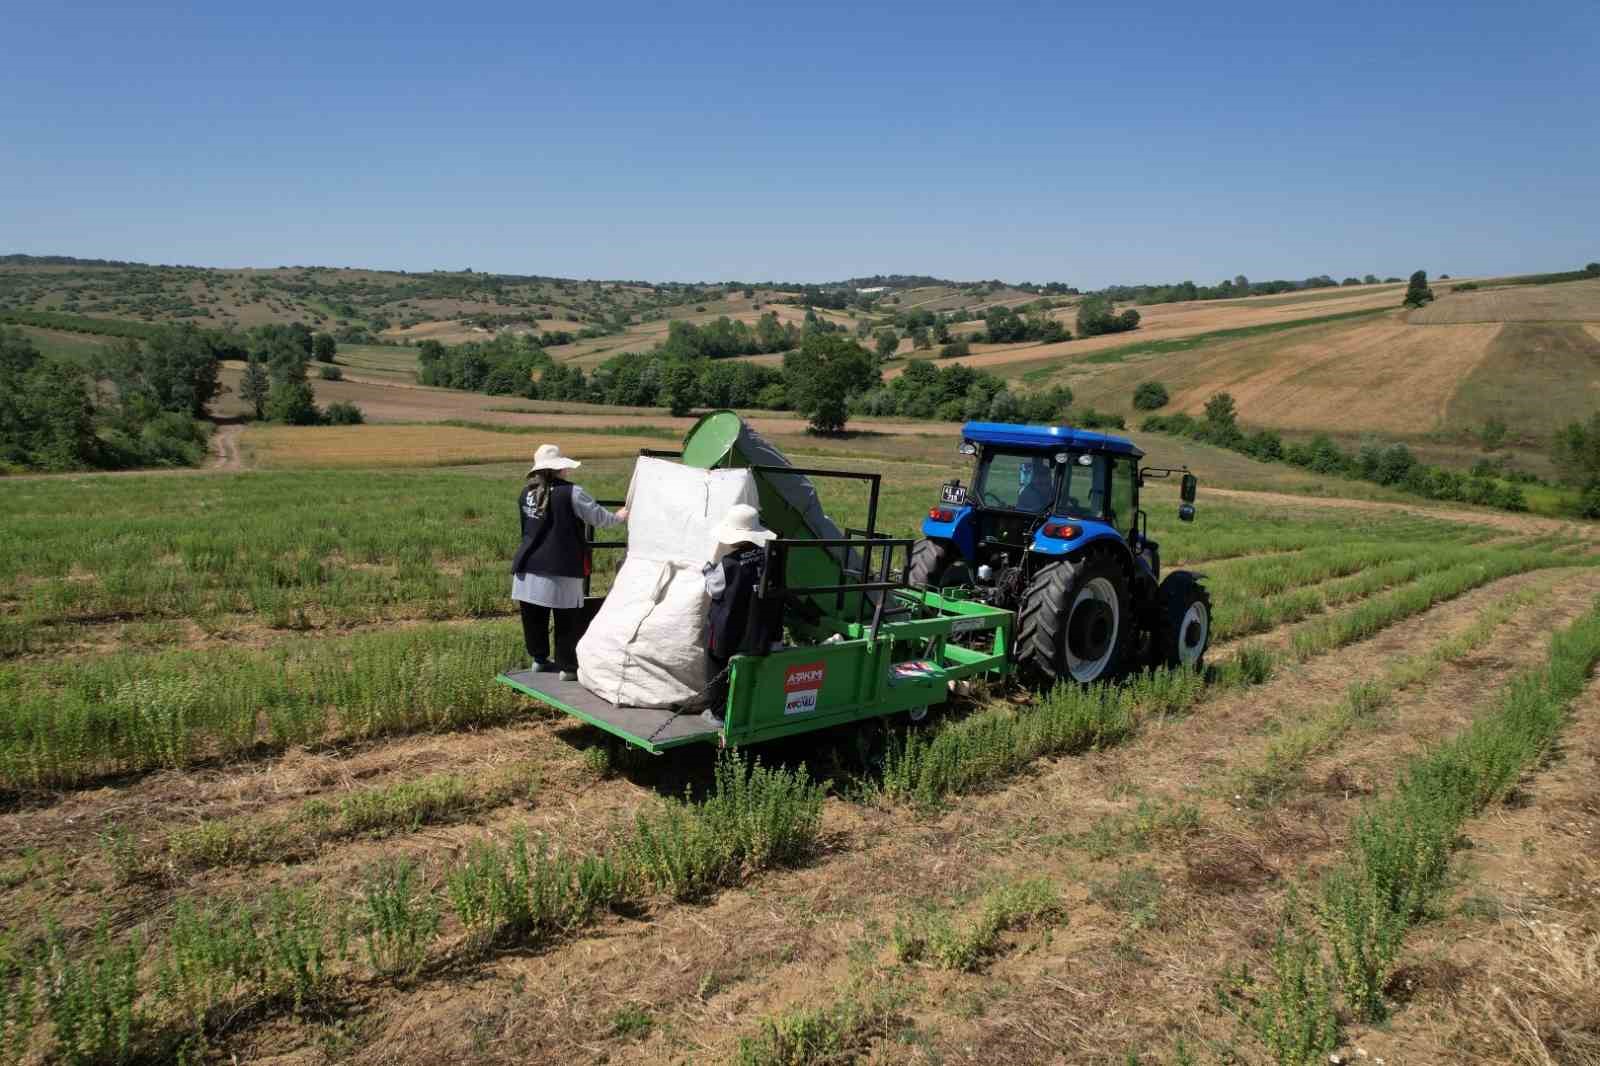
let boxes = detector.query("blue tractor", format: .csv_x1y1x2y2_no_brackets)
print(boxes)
911,422,1211,686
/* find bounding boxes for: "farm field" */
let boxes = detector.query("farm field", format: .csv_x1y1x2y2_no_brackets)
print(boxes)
3,422,1600,1065
994,277,1600,469
917,283,1412,379
1409,276,1600,324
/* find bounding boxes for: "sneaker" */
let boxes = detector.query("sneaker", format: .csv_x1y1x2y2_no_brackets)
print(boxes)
559,670,578,682
532,658,558,673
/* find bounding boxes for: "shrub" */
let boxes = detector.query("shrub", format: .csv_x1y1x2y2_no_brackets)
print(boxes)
938,340,970,358
1074,408,1126,430
1253,909,1339,1062
361,860,440,978
1132,381,1169,410
265,379,320,425
322,402,364,426
318,364,342,381
40,923,146,1066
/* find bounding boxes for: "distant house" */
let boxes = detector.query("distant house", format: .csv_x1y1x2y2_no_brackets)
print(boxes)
856,286,889,294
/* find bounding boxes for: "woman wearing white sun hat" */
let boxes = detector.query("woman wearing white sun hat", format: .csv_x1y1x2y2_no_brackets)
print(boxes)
512,443,627,679
700,503,782,721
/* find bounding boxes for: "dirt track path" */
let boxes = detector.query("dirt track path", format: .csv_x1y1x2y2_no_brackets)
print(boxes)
210,422,243,470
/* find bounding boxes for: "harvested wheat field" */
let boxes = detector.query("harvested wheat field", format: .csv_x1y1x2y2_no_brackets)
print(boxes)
1069,313,1501,433
1410,277,1600,324
897,283,1412,379
242,424,674,469
214,363,954,449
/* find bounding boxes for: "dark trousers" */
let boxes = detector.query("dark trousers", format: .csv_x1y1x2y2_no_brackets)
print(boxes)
520,601,581,670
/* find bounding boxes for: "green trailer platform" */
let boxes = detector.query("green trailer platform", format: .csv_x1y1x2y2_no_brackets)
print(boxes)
495,411,1019,753
498,586,1011,753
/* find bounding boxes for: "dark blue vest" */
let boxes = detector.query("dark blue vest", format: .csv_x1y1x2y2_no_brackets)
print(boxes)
512,482,587,579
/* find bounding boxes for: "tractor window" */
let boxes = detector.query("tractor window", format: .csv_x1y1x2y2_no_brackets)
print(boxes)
1056,453,1117,520
974,451,1057,512
1108,457,1137,531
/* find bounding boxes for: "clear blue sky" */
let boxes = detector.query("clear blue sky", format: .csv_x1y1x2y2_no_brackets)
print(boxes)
3,0,1595,286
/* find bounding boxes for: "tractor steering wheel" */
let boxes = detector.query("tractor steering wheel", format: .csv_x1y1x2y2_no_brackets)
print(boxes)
982,490,1008,508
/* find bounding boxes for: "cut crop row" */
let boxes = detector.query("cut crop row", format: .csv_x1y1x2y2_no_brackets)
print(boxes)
0,623,532,790
881,553,1575,806
0,753,823,1064
1239,594,1600,1064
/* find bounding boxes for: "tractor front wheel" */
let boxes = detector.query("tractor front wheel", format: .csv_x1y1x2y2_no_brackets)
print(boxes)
1017,553,1132,686
1154,571,1211,670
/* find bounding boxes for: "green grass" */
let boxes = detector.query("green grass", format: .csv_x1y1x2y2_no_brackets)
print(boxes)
0,458,1486,658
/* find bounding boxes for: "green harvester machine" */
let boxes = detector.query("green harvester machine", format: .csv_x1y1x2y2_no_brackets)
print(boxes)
496,411,1012,753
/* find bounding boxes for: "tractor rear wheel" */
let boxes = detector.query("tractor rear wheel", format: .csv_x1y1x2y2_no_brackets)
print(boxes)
1016,553,1132,686
907,538,969,589
1154,571,1211,670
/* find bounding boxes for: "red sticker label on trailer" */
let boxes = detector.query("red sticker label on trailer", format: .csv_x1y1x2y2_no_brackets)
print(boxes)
783,662,825,716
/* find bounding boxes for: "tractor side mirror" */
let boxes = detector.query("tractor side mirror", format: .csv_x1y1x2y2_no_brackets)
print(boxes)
1178,503,1196,523
1180,473,1198,503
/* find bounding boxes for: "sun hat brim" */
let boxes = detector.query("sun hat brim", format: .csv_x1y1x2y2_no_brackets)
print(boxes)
714,522,777,545
527,456,581,475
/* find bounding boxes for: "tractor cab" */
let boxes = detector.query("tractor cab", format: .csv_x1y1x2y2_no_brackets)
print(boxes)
924,422,1147,570
912,421,1210,686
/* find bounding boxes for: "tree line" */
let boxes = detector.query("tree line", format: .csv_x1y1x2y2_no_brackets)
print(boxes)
235,323,363,427
413,323,1125,435
1,326,216,471
1142,396,1531,512
0,319,366,472
1102,273,1402,306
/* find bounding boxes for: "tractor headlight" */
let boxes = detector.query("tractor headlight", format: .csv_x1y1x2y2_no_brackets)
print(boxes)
959,441,977,456
977,564,994,582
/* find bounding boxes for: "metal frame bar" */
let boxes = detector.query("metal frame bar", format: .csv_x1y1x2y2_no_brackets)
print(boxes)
747,464,882,540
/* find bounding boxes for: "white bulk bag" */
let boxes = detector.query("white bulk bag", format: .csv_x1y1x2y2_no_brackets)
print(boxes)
576,457,759,707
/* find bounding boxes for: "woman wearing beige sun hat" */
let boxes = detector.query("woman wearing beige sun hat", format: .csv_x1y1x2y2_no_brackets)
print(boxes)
699,503,782,722
511,444,628,679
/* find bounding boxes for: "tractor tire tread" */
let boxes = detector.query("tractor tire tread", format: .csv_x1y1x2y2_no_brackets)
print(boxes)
908,538,950,589
1155,570,1212,669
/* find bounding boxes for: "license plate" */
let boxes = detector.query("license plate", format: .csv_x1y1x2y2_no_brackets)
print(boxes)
940,483,967,505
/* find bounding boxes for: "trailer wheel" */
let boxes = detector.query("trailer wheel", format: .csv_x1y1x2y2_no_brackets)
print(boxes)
908,538,969,589
1155,571,1211,670
1017,552,1132,686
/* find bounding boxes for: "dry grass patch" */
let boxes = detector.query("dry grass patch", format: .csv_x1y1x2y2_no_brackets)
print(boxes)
243,424,663,469
1411,277,1600,324
1445,321,1600,439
